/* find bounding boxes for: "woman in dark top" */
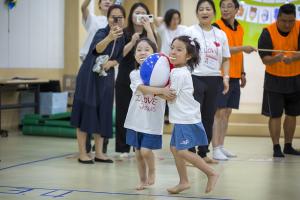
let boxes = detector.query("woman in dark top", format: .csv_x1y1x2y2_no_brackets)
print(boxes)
71,4,126,164
115,2,157,156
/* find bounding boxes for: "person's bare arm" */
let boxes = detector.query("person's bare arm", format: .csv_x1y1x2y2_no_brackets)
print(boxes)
222,57,230,94
137,85,176,100
282,53,300,64
96,26,123,53
123,33,140,57
96,35,114,53
261,53,284,65
230,46,257,55
154,17,164,27
240,60,246,88
102,60,119,71
81,0,91,22
140,18,157,46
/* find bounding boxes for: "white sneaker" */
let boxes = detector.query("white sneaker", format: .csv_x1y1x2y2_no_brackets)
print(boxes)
119,152,129,158
220,147,237,158
213,147,228,161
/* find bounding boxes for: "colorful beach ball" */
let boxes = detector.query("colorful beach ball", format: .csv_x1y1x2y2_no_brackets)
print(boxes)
140,53,172,87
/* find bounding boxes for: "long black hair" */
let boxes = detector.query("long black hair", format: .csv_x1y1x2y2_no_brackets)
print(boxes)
127,3,150,37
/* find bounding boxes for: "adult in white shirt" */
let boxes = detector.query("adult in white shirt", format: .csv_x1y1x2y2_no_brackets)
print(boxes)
154,9,186,124
80,0,113,154
80,0,113,61
184,0,230,164
155,9,187,55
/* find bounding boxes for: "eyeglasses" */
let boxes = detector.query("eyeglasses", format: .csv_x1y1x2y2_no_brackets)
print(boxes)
110,16,124,23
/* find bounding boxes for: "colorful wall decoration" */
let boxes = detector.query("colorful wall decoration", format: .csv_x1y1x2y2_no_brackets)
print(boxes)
215,0,300,46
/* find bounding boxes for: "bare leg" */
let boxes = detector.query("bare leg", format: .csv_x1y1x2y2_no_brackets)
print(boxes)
282,115,300,155
167,147,190,194
178,150,219,193
212,108,231,147
283,115,296,144
269,117,281,145
212,109,222,148
219,108,232,146
94,134,110,160
140,148,155,186
77,129,91,161
135,149,148,190
212,109,230,160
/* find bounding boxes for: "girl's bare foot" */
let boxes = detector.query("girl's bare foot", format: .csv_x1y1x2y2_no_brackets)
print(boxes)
147,172,155,185
167,183,190,194
136,182,148,190
203,157,219,164
205,173,219,193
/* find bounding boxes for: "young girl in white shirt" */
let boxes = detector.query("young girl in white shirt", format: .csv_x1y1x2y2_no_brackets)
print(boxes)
167,35,219,194
124,38,175,190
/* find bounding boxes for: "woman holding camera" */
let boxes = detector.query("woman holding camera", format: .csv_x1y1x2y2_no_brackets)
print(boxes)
71,4,126,164
81,0,114,156
115,2,157,157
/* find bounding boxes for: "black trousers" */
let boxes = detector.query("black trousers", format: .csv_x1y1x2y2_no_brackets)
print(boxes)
115,83,132,153
189,75,222,157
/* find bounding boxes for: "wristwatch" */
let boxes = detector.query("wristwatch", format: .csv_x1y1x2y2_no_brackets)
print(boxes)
241,72,246,76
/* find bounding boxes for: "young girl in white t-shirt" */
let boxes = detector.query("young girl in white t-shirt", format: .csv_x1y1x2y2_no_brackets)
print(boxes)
167,35,219,194
124,38,175,190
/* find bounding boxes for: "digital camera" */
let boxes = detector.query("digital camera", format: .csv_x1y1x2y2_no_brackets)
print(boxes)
136,14,154,23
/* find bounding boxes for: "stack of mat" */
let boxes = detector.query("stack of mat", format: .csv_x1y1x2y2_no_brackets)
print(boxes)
22,112,76,138
22,110,116,138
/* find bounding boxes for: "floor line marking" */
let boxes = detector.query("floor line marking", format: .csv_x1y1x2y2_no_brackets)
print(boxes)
0,153,74,171
0,185,233,200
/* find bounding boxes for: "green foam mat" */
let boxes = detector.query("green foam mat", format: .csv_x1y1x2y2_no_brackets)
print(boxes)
23,125,76,138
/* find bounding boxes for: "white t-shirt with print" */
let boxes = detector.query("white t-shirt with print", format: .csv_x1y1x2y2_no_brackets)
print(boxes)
80,12,108,60
124,70,166,135
168,66,202,124
184,25,231,76
157,24,187,55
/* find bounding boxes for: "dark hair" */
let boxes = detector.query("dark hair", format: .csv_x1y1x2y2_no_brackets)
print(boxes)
171,35,200,70
220,0,239,9
127,3,150,36
134,38,158,69
278,3,296,17
107,4,126,19
164,9,181,28
196,0,216,15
